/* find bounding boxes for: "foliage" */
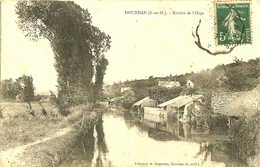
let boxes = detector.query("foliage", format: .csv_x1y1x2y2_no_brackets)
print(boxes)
192,91,228,130
16,1,111,115
118,90,136,109
131,79,158,101
93,56,109,102
1,75,35,107
49,90,70,116
181,87,198,96
176,74,188,86
16,75,35,107
1,79,21,100
103,83,122,99
208,115,229,131
103,79,158,102
200,91,213,120
148,86,183,104
34,94,49,102
104,56,259,104
229,110,260,162
224,58,260,91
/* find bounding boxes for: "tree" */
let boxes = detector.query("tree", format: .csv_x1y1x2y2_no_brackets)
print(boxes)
131,79,158,101
120,90,136,109
148,86,183,104
181,87,198,96
16,1,111,115
1,79,21,100
93,56,109,103
16,75,35,109
224,58,259,91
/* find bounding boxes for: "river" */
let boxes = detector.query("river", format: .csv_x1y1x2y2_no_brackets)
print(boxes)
59,109,246,167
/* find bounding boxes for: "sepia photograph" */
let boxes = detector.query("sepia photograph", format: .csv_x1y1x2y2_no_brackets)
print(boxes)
1,0,260,167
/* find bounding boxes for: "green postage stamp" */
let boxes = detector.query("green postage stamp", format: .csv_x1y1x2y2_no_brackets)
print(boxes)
216,1,251,45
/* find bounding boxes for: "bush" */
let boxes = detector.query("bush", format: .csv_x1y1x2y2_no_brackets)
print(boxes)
229,110,260,162
208,115,229,131
118,90,136,109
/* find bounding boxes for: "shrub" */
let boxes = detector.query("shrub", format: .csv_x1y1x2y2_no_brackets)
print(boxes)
208,114,229,131
229,110,260,162
118,90,136,109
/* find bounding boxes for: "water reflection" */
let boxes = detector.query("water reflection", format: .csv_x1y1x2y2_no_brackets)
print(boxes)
60,110,247,167
82,128,95,166
92,116,110,167
124,112,246,167
194,142,213,164
59,127,95,167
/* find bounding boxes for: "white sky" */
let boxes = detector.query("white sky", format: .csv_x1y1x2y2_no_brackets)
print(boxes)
2,0,260,93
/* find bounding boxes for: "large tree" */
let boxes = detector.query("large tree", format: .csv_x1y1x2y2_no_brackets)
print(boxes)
16,1,111,115
93,56,109,103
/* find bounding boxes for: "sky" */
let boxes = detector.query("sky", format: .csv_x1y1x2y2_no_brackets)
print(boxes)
2,0,260,93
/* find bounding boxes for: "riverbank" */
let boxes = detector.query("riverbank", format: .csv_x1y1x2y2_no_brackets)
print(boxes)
0,103,106,167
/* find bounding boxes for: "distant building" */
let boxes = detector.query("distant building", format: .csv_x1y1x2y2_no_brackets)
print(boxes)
186,80,194,88
120,87,131,93
158,81,180,88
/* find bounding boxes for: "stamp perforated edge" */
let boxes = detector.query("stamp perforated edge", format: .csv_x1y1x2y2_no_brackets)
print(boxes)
214,0,253,46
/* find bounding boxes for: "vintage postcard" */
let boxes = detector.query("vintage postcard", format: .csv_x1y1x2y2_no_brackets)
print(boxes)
1,0,260,167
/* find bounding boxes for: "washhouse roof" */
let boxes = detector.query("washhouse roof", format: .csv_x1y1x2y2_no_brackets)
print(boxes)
217,84,260,117
133,96,150,106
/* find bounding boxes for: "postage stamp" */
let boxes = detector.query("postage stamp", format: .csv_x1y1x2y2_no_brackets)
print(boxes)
215,1,251,45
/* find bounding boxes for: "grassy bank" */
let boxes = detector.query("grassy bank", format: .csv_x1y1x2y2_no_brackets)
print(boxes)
0,102,69,150
0,102,106,167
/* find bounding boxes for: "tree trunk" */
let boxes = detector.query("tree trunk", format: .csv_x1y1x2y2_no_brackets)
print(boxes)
28,101,32,110
0,107,5,118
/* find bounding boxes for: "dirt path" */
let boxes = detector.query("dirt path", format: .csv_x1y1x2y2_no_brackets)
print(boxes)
0,127,72,167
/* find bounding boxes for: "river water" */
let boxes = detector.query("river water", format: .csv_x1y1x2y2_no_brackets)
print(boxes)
59,109,246,167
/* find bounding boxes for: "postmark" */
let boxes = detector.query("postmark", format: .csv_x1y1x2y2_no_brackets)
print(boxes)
215,1,251,45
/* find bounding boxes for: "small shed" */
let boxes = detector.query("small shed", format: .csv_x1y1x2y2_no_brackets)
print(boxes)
132,97,150,111
217,84,260,128
158,95,203,121
170,95,203,121
157,96,190,119
158,96,189,111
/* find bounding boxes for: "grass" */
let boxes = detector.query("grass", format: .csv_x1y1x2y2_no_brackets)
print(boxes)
0,102,54,117
0,102,83,150
0,102,107,167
